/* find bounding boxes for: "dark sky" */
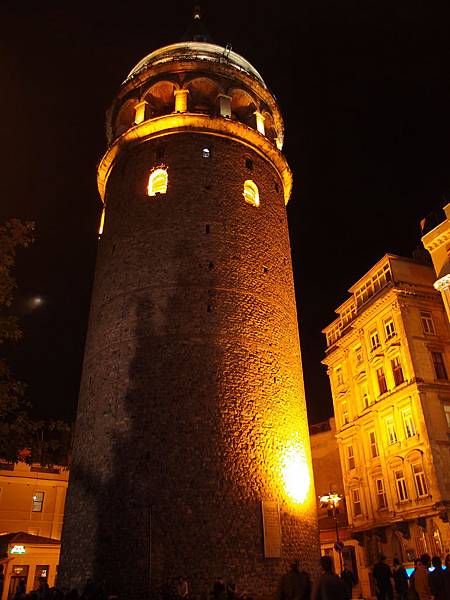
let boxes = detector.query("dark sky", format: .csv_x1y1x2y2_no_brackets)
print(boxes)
1,0,450,425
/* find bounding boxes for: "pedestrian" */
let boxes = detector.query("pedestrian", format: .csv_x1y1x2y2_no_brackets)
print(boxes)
340,562,356,599
372,555,393,600
277,559,311,600
311,555,348,600
410,558,431,600
429,556,445,600
392,557,409,600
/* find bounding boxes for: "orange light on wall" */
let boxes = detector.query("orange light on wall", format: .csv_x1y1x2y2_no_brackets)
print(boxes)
280,438,311,504
98,207,106,236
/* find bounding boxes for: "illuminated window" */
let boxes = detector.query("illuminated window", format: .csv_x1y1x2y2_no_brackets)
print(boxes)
347,445,355,470
432,351,448,380
377,367,388,395
394,469,408,502
202,147,211,158
384,318,396,340
376,478,387,509
420,311,435,335
243,180,259,207
412,463,428,497
386,416,397,445
360,382,370,409
370,329,380,350
402,407,416,438
341,400,349,425
148,168,168,196
98,207,105,237
32,491,44,512
352,488,362,516
369,431,379,458
391,356,404,386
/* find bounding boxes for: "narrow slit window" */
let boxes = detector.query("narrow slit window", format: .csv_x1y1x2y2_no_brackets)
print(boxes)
243,180,259,207
148,168,168,196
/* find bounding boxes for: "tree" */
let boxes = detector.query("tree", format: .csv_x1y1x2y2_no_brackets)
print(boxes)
0,219,35,461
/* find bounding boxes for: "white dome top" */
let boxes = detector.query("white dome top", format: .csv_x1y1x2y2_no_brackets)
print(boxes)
124,42,267,88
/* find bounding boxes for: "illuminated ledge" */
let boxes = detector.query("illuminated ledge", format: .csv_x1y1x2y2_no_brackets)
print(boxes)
97,113,293,204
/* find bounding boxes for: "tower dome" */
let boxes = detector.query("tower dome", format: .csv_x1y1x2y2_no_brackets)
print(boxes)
59,32,319,600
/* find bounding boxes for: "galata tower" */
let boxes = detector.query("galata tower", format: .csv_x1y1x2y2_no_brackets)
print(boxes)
59,15,320,600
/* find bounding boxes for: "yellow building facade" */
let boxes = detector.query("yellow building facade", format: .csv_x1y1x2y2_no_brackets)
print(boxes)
421,203,450,323
322,254,450,585
0,462,67,598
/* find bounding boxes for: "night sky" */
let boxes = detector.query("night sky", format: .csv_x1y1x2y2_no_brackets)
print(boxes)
2,1,450,425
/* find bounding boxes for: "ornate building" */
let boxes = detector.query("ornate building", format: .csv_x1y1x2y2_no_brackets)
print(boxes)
322,254,450,582
59,26,319,600
422,203,450,323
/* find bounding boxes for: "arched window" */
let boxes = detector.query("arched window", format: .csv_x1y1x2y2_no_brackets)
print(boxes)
148,168,168,196
243,180,259,207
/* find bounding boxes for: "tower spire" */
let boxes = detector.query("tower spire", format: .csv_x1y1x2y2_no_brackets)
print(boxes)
181,4,212,43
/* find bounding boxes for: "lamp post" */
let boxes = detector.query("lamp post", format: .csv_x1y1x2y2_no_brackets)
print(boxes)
320,491,344,573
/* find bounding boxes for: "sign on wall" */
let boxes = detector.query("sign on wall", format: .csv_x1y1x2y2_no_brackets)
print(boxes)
10,544,26,554
261,500,282,558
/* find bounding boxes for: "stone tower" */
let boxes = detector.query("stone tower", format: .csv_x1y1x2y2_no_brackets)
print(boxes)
59,31,320,600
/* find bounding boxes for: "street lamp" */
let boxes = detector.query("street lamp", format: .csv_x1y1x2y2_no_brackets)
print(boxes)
320,491,344,572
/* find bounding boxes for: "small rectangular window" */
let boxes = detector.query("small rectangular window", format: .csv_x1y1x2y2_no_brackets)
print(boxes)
360,382,370,409
335,366,344,386
376,478,387,509
444,405,450,429
432,351,448,380
347,445,355,470
377,367,388,395
352,488,362,516
341,400,349,425
32,491,44,512
402,407,416,438
369,431,379,458
202,147,211,158
394,469,408,501
412,464,428,497
391,356,405,386
384,318,396,340
370,329,380,350
354,345,363,366
386,416,397,445
420,311,436,335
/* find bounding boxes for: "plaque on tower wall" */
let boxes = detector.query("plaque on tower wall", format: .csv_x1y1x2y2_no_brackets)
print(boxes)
261,501,282,558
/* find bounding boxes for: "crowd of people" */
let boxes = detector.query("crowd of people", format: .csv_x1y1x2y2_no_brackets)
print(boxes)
372,553,450,600
4,553,450,600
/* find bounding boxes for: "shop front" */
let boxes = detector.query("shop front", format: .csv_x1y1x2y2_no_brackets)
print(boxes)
0,532,60,600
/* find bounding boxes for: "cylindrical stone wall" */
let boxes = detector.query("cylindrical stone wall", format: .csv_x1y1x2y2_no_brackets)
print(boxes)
59,132,319,599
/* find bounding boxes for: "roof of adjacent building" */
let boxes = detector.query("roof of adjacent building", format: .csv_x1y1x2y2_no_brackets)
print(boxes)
0,532,60,546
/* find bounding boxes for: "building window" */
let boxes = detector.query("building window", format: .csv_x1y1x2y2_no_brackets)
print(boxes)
370,329,380,350
394,469,408,502
335,366,344,386
377,367,388,395
355,262,392,307
202,147,211,158
148,168,168,196
245,157,253,170
384,318,396,340
360,382,370,409
354,345,363,366
243,180,259,207
352,488,362,516
391,356,404,386
402,407,416,438
369,431,379,458
386,416,397,445
421,311,436,335
412,463,428,498
347,445,355,470
432,351,448,380
32,491,45,512
444,405,450,429
341,400,349,425
376,478,388,509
